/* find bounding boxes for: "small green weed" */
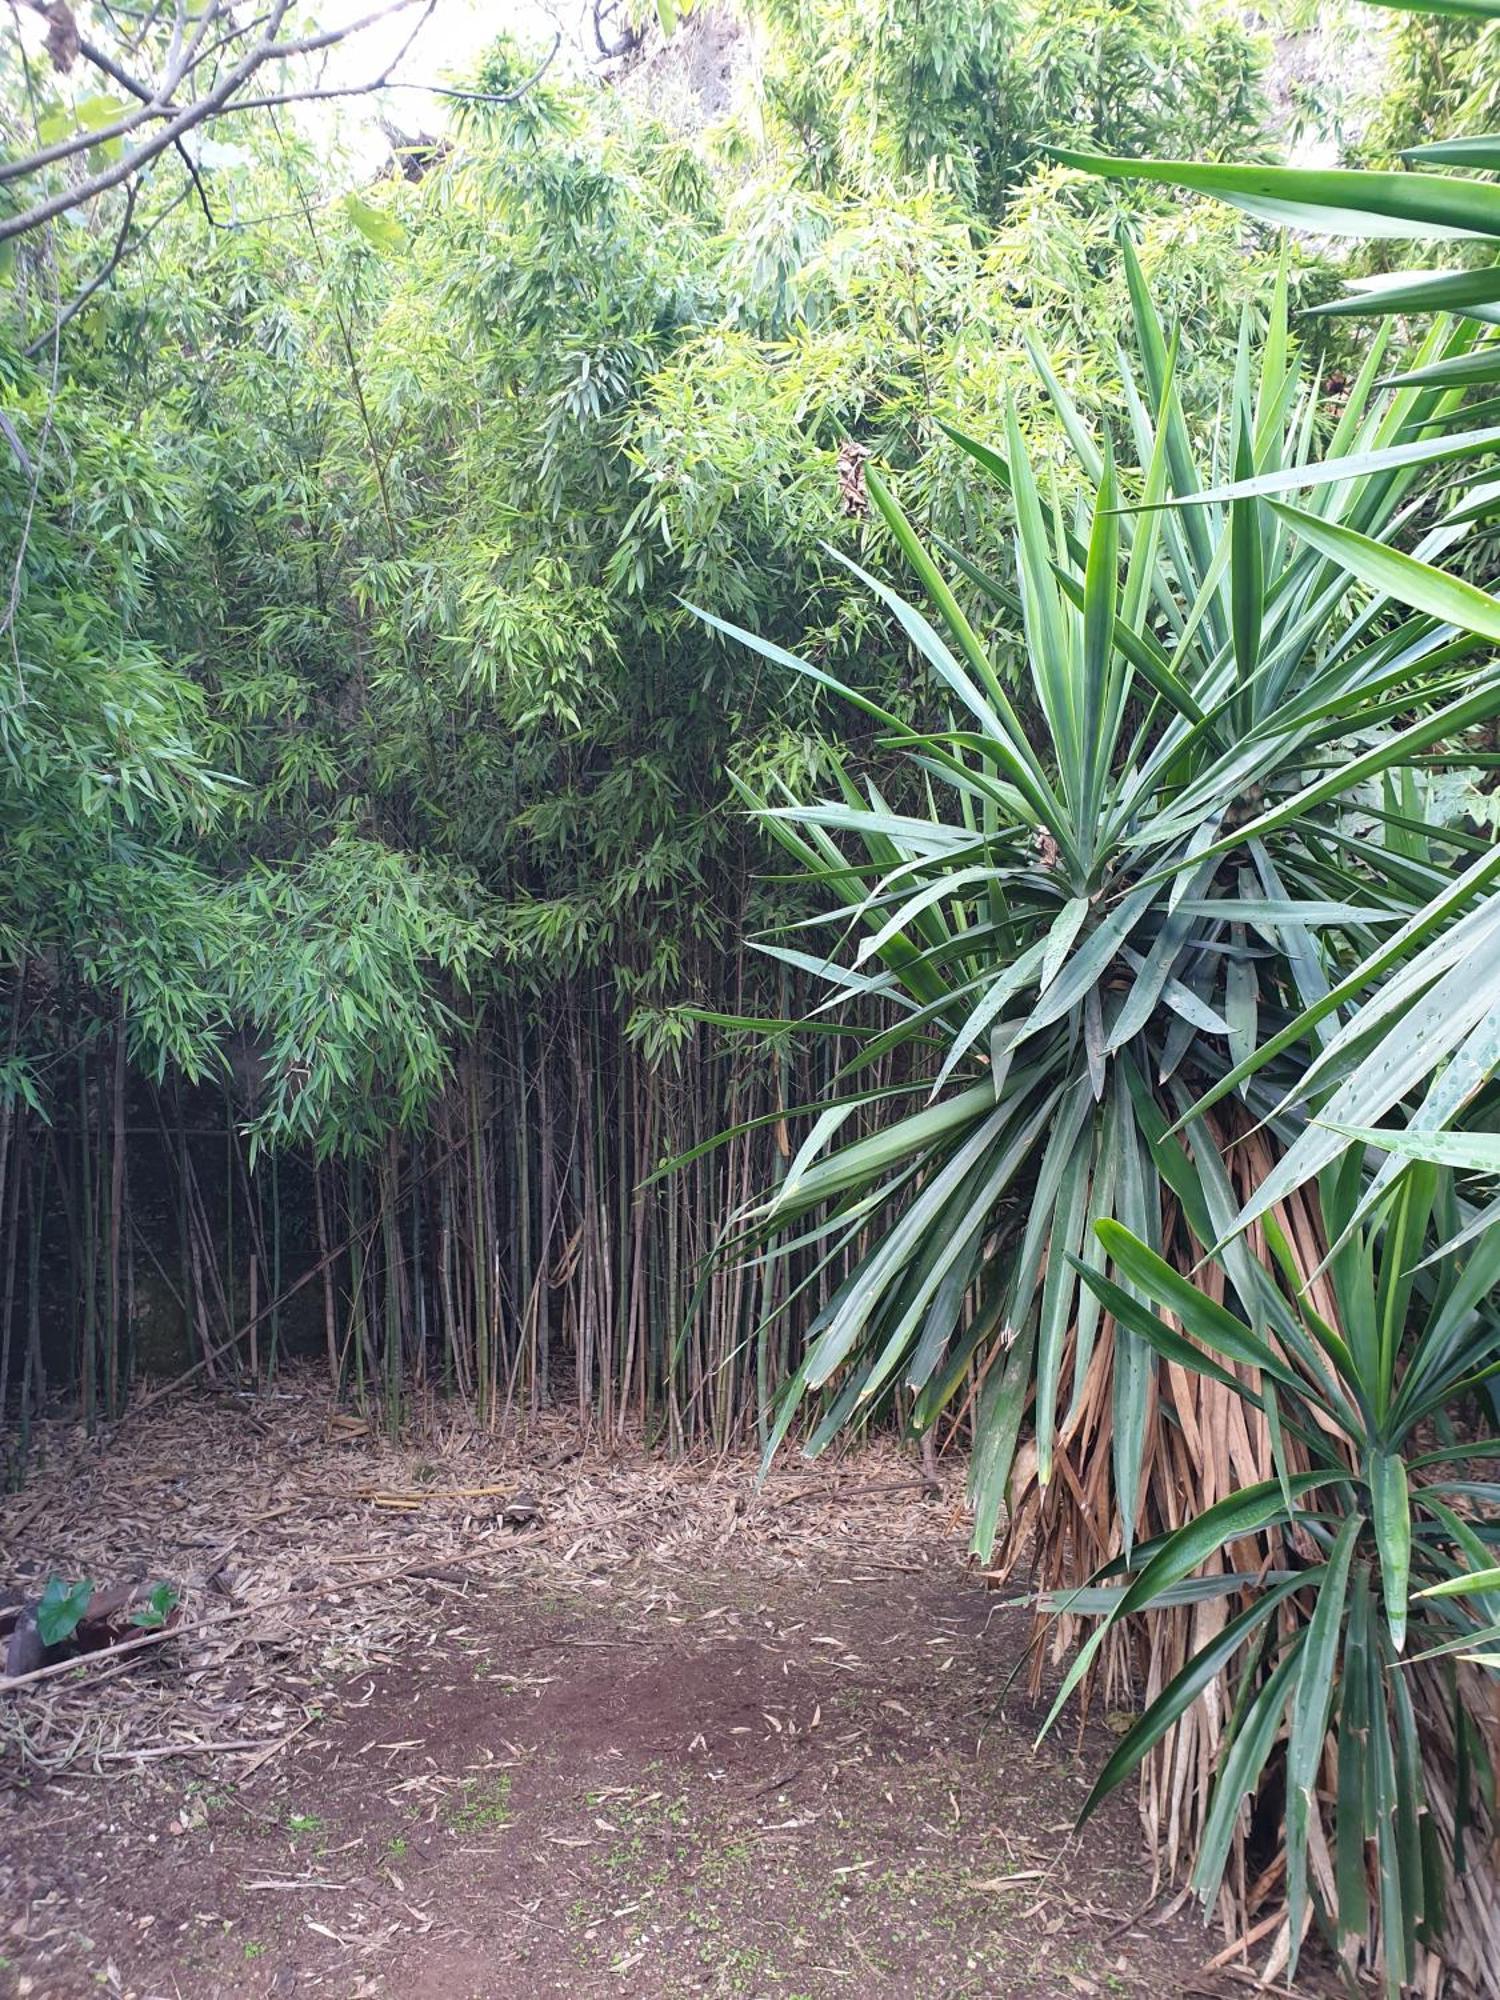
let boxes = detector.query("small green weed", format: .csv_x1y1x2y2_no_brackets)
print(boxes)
447,1773,512,1833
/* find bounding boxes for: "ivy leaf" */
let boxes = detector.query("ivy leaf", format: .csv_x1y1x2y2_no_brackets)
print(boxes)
35,94,128,147
344,194,406,255
36,1576,93,1647
75,94,129,132
129,1582,179,1631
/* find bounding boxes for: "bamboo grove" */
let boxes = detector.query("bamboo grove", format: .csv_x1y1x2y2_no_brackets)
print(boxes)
0,0,1278,1463
8,0,1500,1989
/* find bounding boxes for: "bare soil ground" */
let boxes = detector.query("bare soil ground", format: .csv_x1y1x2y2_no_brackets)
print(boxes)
1,1381,1283,2000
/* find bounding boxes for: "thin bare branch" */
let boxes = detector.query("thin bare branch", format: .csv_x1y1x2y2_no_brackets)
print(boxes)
224,36,564,118
22,175,200,356
0,0,286,186
0,0,436,241
23,172,138,353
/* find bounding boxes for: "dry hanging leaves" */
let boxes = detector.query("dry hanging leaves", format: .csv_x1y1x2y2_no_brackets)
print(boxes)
44,3,80,73
836,440,871,519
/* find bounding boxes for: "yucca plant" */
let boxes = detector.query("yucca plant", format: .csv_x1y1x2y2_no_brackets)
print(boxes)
1052,0,1500,1231
697,248,1500,1902
705,248,1500,1522
1059,1153,1500,1993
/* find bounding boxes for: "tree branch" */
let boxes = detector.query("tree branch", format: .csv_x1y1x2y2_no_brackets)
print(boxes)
222,36,564,119
27,14,221,227
21,175,203,357
23,173,138,355
4,0,240,183
0,0,440,242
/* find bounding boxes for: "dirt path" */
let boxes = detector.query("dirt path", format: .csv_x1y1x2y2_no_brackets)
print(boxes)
1,1386,1249,1999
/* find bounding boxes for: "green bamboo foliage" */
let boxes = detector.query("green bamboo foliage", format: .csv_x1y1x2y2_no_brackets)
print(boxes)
0,1,1306,1468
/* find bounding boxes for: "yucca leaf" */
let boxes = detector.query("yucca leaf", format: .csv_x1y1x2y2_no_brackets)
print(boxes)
1231,404,1263,689
1236,914,1500,1240
1094,1219,1332,1403
1039,897,1091,994
1105,854,1219,1052
1050,149,1500,240
1372,0,1500,19
1417,1564,1500,1599
1035,1125,1093,1483
861,470,1031,744
1035,1472,1336,1746
938,419,1011,492
1404,136,1500,167
1382,342,1500,391
1002,400,1085,821
1321,1121,1500,1173
1020,879,1158,1035
1118,422,1500,507
1308,264,1500,318
1370,1645,1410,1992
1080,437,1121,834
1177,897,1403,925
1371,1450,1412,1653
1040,1572,1293,1614
1183,672,1500,883
1073,1260,1273,1406
1336,1566,1374,1939
1077,1577,1307,1825
1269,500,1500,639
1286,1511,1364,1971
1178,845,1500,1133
968,1314,1036,1562
1195,1636,1308,1905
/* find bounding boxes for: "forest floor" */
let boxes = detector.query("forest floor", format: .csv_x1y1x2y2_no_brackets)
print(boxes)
1,1378,1304,2000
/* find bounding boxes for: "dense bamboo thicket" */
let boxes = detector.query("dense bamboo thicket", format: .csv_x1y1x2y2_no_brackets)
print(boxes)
0,0,1284,1460
4,970,936,1458
8,1,1500,1991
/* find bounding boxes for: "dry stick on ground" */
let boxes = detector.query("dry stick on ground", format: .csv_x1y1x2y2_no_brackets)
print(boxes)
0,1604,259,1694
345,1483,515,1503
0,1552,457,1695
96,1734,295,1764
772,1477,939,1508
